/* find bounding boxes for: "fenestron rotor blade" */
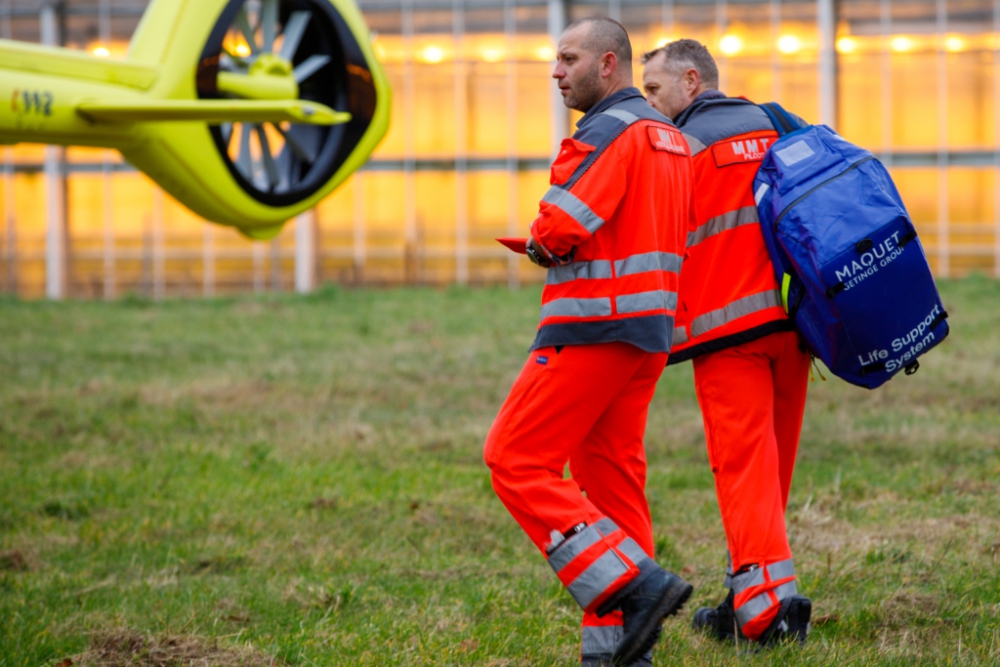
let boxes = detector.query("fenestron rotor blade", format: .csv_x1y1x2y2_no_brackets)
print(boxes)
279,11,311,61
256,125,281,189
293,55,331,83
261,0,278,53
76,99,351,125
221,122,234,146
234,8,260,56
274,123,316,163
237,123,252,177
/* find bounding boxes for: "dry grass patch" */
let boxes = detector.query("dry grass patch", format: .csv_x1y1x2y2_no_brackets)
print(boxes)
71,629,281,667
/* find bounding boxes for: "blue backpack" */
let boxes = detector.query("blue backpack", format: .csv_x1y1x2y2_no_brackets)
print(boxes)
753,103,949,389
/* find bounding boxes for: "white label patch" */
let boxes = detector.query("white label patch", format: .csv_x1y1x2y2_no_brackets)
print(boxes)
774,140,815,167
754,182,770,205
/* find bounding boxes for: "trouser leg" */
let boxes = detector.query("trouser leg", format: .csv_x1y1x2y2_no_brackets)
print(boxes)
569,352,665,662
772,332,810,509
485,343,666,615
693,333,800,640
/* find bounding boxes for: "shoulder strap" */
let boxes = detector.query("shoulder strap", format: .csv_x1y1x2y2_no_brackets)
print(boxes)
758,102,806,137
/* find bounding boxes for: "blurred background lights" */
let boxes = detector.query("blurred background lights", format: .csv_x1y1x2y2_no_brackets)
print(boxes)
777,35,801,54
90,44,110,58
536,45,556,61
421,45,445,63
891,35,915,52
836,36,858,53
944,35,966,52
481,46,504,62
719,34,743,56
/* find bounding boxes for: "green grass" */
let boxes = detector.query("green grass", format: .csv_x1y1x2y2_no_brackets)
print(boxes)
1,278,999,666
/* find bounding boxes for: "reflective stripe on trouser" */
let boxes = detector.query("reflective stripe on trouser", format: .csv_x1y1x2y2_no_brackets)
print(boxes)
732,559,798,634
580,612,652,665
547,519,652,611
692,331,810,640
484,342,666,612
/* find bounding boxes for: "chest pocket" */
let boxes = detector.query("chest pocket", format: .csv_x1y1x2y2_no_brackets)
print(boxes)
550,137,596,186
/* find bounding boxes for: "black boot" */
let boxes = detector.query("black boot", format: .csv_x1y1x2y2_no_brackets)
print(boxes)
756,595,811,647
610,568,693,666
691,589,745,642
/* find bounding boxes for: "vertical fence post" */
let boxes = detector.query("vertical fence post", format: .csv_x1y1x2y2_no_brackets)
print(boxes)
995,0,1000,277
454,0,469,286
879,0,892,167
935,0,949,278
2,148,14,296
42,1,66,300
295,210,316,294
548,0,568,159
402,0,418,283
203,223,216,297
716,0,728,94
817,0,837,128
353,173,366,283
152,187,165,299
102,153,115,299
504,0,519,290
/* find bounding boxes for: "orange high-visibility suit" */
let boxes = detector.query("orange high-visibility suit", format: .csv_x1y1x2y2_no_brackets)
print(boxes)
484,87,693,664
669,92,810,639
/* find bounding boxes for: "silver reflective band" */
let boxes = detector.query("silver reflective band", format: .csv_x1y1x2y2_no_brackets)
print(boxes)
542,186,606,234
683,133,707,156
690,290,783,338
541,297,612,320
582,625,622,654
672,326,688,345
731,566,765,594
566,549,630,610
616,537,652,569
772,580,798,601
735,591,774,627
546,260,613,285
767,559,795,581
601,109,639,125
593,517,619,536
547,523,605,573
615,251,683,277
687,206,760,248
616,290,678,315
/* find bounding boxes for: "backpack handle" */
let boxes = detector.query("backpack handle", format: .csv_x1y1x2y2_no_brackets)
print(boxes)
759,102,806,137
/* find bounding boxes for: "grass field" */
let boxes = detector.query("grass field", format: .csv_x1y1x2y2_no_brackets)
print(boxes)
1,278,999,666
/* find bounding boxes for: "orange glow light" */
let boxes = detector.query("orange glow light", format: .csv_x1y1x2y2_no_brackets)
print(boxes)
944,35,966,52
421,45,445,63
91,45,111,58
481,46,504,63
535,45,556,61
777,35,801,54
719,34,743,56
891,36,915,52
836,37,858,54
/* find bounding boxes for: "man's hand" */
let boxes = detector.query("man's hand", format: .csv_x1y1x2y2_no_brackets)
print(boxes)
527,238,554,268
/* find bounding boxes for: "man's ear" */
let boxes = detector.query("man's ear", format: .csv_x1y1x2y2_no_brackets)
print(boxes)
684,67,702,94
600,51,618,78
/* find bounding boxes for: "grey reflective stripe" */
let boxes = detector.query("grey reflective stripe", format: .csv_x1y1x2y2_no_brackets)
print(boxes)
683,132,707,156
767,559,795,581
542,186,606,234
736,591,774,627
731,567,765,594
673,326,688,346
582,625,621,654
772,580,798,601
541,297,612,320
546,260,613,285
602,109,639,125
690,290,783,338
547,523,605,573
615,251,683,277
593,518,619,537
616,537,652,568
566,549,630,610
687,206,760,248
616,290,678,315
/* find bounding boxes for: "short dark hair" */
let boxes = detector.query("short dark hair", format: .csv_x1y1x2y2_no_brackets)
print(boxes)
642,38,719,89
565,16,632,64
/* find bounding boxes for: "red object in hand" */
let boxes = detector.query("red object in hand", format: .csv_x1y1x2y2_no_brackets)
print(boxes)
496,237,528,254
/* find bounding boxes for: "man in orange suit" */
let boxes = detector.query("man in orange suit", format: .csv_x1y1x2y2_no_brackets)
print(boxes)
485,17,695,667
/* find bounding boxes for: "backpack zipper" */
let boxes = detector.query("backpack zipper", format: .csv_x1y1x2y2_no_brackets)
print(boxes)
772,155,875,231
